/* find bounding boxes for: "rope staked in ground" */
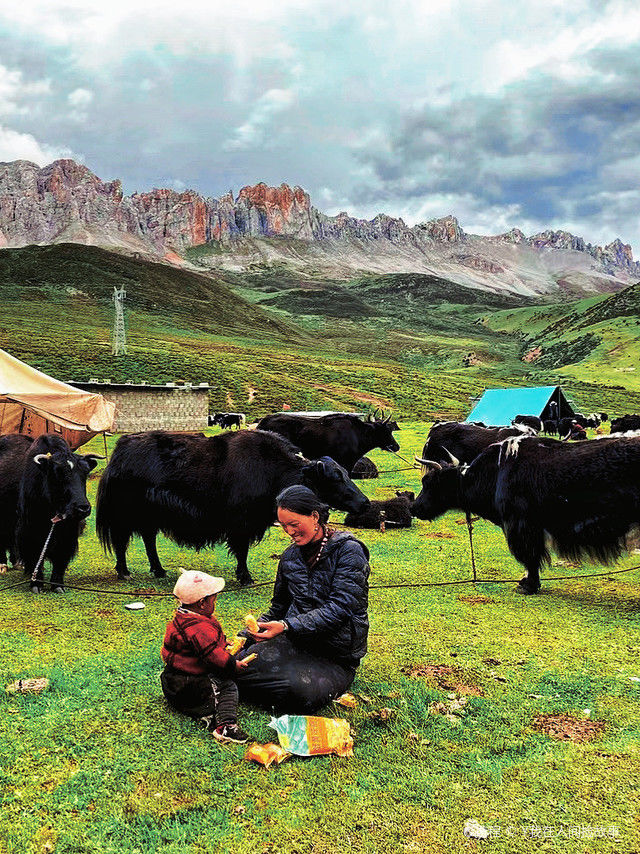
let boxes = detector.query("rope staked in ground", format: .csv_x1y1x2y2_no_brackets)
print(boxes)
1,563,638,598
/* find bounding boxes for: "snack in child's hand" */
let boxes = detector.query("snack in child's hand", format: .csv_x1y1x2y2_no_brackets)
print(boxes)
243,653,257,664
245,742,290,767
245,614,259,633
226,635,247,656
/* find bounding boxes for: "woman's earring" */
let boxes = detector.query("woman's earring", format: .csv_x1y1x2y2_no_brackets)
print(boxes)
314,524,319,532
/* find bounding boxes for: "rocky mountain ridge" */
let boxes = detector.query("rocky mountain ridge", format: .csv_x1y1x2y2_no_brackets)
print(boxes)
1,158,638,297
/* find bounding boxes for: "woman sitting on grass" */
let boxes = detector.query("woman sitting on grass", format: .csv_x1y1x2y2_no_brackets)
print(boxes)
235,485,370,714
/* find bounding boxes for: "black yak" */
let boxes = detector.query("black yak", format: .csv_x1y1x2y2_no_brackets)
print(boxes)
96,429,369,586
256,412,399,474
351,456,379,479
421,421,535,467
344,490,415,529
0,435,33,570
412,434,640,594
16,434,101,593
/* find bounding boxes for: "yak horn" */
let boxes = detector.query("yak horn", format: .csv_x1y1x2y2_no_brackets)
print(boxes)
84,454,106,460
33,453,52,465
415,456,442,471
441,446,460,467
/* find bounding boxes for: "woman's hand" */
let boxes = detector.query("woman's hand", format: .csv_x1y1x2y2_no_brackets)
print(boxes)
251,620,285,641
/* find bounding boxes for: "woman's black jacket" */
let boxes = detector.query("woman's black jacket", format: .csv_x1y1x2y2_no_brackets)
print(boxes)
259,531,370,668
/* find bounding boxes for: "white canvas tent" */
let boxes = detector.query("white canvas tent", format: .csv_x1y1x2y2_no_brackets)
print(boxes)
0,349,115,449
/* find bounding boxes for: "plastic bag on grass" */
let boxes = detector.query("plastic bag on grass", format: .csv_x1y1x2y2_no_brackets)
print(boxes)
245,742,291,767
269,714,353,757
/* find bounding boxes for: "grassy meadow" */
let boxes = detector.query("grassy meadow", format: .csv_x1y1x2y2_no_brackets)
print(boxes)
2,424,639,853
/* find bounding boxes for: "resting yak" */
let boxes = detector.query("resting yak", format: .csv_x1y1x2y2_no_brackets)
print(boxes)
256,412,399,474
344,490,415,529
413,434,640,594
9,434,100,592
421,421,535,467
96,429,370,586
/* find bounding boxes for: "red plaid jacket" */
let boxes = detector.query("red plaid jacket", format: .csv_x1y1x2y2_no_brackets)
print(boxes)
161,608,236,677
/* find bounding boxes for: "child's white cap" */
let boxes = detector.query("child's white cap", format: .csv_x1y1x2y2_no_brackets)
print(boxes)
173,568,225,604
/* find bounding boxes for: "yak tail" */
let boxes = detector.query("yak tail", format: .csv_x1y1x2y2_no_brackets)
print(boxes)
95,464,118,554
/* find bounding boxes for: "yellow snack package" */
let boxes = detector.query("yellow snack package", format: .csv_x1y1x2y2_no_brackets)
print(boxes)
245,614,259,633
225,636,247,656
269,714,354,757
245,742,291,767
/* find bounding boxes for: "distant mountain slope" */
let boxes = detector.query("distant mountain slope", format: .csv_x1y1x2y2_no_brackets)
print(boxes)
0,243,301,341
484,281,640,392
1,159,638,299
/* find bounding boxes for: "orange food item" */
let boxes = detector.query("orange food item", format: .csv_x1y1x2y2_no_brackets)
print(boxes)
245,614,259,633
335,692,357,709
244,742,290,767
225,636,247,656
243,653,257,664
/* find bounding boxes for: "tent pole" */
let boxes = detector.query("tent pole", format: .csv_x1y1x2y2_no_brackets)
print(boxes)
102,432,109,462
18,408,26,433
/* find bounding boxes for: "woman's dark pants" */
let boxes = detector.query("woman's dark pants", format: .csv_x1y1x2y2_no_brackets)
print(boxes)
234,635,356,714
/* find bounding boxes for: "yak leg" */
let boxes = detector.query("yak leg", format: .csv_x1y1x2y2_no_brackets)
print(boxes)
111,528,133,579
228,536,254,587
503,517,544,594
50,558,67,594
141,529,165,578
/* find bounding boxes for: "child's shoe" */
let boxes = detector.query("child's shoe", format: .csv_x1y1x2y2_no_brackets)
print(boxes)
213,722,252,744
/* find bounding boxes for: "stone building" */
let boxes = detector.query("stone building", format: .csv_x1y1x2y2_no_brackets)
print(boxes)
69,381,211,433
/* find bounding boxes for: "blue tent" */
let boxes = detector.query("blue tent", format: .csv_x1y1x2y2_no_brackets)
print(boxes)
465,386,574,426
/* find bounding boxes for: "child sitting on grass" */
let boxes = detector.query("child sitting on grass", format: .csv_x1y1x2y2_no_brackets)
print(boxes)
161,570,252,744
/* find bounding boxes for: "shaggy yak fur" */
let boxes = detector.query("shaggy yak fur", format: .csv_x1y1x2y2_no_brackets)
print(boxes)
256,413,399,474
0,434,33,570
344,490,415,529
610,414,640,434
412,434,640,594
16,434,100,593
512,415,543,432
96,429,369,586
421,421,534,467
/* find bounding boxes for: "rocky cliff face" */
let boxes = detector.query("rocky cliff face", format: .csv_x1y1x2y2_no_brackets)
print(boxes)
0,158,638,291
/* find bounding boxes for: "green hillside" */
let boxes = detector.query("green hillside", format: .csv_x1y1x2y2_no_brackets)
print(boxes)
2,243,640,418
485,281,640,395
0,243,300,341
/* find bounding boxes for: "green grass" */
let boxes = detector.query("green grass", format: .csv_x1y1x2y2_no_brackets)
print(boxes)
3,243,640,419
2,424,639,853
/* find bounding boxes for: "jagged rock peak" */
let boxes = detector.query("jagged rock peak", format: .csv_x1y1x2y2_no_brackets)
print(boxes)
416,215,464,243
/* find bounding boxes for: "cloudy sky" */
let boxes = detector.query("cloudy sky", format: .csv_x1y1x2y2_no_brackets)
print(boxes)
1,0,640,250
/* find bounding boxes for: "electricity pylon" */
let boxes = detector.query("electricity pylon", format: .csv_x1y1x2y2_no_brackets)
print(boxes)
111,286,127,356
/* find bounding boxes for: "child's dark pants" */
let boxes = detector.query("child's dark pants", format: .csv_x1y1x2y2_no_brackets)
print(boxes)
161,667,238,724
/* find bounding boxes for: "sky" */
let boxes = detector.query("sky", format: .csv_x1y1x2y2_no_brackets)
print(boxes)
1,0,640,250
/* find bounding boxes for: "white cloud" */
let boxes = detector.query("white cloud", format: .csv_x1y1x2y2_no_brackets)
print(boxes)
0,64,51,116
67,87,94,122
0,124,74,164
224,88,295,151
68,87,93,108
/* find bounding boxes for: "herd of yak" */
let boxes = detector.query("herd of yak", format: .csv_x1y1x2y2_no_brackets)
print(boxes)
1,407,640,596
